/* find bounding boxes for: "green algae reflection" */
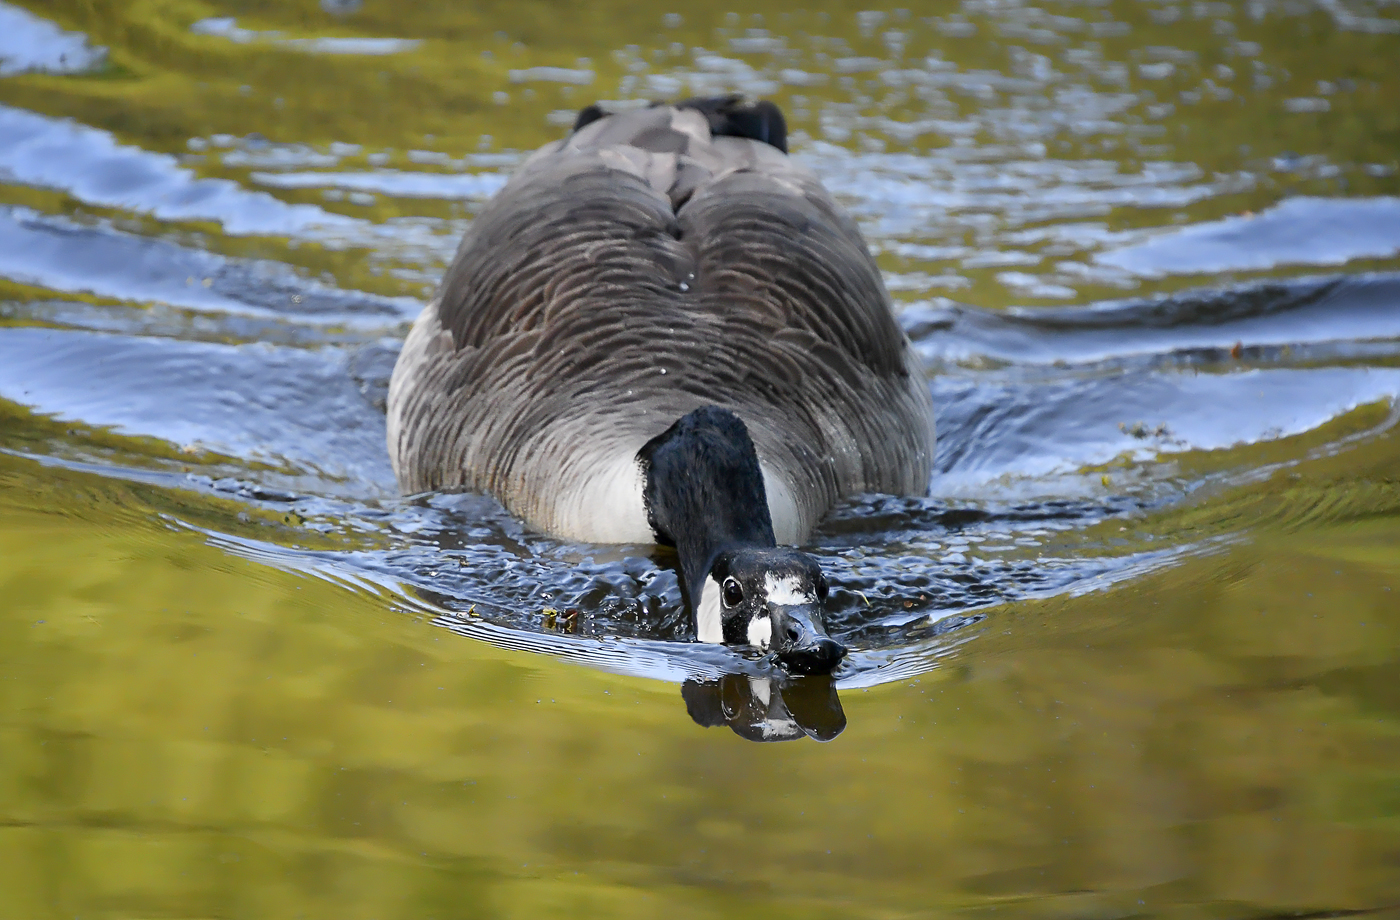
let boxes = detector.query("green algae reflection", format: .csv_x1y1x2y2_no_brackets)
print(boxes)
4,422,1400,917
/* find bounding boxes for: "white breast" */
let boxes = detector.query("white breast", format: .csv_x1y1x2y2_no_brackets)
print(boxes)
547,454,802,547
549,454,653,544
761,467,802,544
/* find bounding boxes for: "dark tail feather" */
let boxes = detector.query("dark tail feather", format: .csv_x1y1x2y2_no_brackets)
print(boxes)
673,94,788,153
572,103,607,132
569,95,788,153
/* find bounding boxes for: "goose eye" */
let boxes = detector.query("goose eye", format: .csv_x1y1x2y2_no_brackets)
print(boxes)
815,572,829,602
722,577,744,607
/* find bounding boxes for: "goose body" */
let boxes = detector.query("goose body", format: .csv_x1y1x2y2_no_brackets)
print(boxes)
387,97,935,672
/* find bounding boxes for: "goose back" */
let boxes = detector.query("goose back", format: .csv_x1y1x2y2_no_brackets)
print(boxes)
386,100,936,544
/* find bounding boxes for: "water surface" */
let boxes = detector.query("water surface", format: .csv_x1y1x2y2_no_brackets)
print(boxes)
2,0,1400,916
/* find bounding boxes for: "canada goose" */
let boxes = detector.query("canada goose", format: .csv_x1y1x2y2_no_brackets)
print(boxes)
387,96,935,674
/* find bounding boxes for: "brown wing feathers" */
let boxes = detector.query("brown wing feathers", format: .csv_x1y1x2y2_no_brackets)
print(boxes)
388,97,934,540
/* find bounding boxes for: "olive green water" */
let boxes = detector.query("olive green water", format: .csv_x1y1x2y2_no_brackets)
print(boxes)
3,0,1400,917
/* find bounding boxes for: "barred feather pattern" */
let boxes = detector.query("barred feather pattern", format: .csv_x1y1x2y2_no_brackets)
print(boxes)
386,104,936,544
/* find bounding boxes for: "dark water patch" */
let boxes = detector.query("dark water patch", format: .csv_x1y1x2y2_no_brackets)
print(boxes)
820,493,1147,538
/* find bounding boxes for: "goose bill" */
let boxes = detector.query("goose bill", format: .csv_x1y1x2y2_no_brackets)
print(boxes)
767,603,846,675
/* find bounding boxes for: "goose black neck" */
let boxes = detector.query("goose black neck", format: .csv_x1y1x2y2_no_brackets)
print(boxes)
637,407,777,607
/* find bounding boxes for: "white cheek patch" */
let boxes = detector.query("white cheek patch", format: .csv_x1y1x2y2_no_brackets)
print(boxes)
696,575,724,644
763,573,816,607
746,615,772,650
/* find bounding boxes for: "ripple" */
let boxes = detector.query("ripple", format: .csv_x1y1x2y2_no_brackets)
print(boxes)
0,205,417,330
0,327,396,494
0,2,106,76
253,169,508,200
1098,197,1400,277
0,105,354,237
189,17,422,55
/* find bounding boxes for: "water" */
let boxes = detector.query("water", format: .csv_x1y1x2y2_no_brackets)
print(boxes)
2,0,1400,916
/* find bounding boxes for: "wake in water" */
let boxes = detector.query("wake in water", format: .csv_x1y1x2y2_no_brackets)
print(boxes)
6,266,1397,696
2,70,1398,700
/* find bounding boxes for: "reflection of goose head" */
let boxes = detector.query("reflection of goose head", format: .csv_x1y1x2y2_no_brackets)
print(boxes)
681,673,846,742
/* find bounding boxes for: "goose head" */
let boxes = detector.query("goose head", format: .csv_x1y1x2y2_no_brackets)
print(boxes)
639,405,847,674
698,547,845,674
